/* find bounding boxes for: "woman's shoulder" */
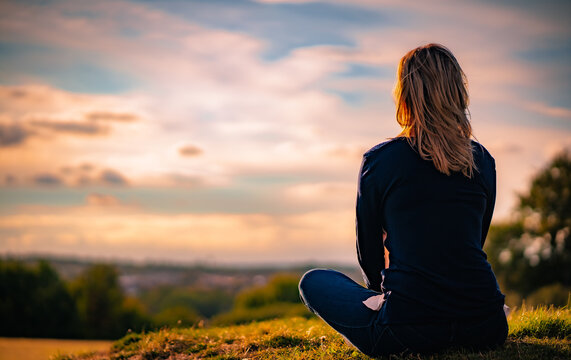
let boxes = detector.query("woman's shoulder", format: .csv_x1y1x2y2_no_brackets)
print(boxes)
364,137,409,159
471,140,495,167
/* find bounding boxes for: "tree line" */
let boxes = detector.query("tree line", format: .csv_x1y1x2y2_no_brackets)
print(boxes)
0,260,150,339
0,259,305,339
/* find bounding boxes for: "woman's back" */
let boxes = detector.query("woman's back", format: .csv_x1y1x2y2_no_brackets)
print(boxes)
299,44,508,356
357,137,504,324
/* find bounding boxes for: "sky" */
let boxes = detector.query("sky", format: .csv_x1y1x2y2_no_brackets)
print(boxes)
0,0,570,266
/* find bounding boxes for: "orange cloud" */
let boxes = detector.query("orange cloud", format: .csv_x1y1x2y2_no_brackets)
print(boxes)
86,193,122,207
178,145,203,157
0,85,143,148
29,118,111,136
0,0,568,233
0,204,356,264
85,111,138,122
0,122,30,147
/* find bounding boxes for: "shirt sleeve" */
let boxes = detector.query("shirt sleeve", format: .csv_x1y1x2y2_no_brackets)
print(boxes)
356,154,385,291
480,157,496,248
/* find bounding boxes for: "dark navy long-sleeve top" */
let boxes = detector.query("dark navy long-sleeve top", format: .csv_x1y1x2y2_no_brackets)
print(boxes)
356,137,505,324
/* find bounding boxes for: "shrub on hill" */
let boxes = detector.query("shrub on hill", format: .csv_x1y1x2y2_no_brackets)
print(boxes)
211,273,312,325
234,273,302,308
139,286,233,321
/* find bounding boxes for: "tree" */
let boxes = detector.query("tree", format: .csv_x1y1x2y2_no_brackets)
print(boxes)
0,259,79,338
70,263,150,339
486,151,571,304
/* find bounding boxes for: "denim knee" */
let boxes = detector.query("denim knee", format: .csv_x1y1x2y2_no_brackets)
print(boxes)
298,269,319,297
298,269,329,305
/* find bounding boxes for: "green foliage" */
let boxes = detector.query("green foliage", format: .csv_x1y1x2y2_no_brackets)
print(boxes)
138,285,235,329
519,151,571,232
121,296,152,334
70,263,151,339
111,332,143,352
234,273,301,309
0,259,79,338
140,286,233,319
209,273,311,326
486,151,571,304
153,305,201,328
57,307,571,360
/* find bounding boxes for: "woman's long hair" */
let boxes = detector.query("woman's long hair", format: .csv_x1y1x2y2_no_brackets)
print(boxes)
394,43,476,177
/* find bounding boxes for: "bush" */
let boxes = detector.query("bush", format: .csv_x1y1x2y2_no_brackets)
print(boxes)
153,305,201,328
234,274,301,309
140,286,233,319
211,273,311,325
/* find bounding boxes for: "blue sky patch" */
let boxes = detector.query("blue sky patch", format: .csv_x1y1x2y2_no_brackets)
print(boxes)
0,42,137,93
131,0,388,61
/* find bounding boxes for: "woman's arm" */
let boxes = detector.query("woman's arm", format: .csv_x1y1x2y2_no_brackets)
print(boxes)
356,154,385,292
481,157,497,248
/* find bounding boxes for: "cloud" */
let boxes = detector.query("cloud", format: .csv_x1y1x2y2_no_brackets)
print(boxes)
325,145,368,160
254,0,313,3
3,174,17,186
99,169,128,186
280,182,355,211
0,85,143,145
85,193,122,207
85,111,138,122
11,164,130,188
0,206,356,265
0,122,30,147
0,0,569,245
0,84,96,113
78,163,95,172
29,118,110,135
486,142,524,155
178,144,203,157
167,173,204,188
56,163,99,186
26,109,141,137
524,102,571,120
33,173,63,186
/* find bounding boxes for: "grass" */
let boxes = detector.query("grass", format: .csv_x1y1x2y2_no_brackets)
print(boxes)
509,304,570,339
210,303,311,326
53,305,570,360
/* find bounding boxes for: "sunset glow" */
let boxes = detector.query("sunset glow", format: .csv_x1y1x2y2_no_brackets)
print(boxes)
1,0,570,265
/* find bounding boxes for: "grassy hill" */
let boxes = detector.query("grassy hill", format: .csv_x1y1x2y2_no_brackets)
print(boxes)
54,305,569,360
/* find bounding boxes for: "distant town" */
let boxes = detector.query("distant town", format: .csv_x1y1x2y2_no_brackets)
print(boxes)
9,254,363,296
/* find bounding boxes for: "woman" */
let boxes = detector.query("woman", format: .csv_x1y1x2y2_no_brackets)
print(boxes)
298,43,508,357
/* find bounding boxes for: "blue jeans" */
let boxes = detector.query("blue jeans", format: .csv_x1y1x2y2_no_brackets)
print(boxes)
298,269,508,357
